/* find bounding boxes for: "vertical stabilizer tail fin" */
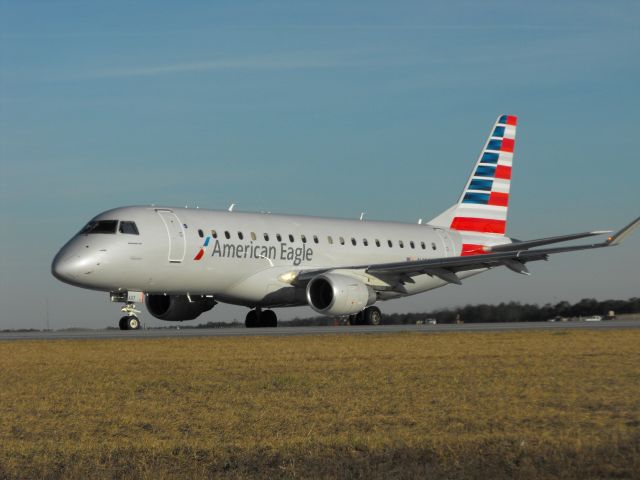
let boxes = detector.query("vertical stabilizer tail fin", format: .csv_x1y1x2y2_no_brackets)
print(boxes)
428,114,517,236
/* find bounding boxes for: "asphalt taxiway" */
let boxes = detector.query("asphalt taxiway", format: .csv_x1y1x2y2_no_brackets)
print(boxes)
1,319,639,341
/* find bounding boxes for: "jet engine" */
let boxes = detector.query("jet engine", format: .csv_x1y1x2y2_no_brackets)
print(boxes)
146,294,217,321
306,273,376,316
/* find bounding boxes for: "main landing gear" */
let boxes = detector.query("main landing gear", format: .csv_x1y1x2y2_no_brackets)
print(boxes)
245,308,278,328
348,306,383,326
119,302,141,330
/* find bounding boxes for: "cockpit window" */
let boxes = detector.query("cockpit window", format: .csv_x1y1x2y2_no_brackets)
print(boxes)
80,220,118,234
119,221,139,235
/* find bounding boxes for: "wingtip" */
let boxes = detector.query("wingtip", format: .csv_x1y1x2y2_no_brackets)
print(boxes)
606,217,640,246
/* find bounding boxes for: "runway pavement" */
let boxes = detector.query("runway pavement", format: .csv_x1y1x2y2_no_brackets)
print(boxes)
1,319,639,341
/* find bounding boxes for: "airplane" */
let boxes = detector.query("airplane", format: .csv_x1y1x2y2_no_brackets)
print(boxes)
51,115,639,330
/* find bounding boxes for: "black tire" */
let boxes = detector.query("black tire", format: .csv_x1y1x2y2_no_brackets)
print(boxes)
126,316,141,330
261,310,278,328
364,306,382,326
119,316,129,330
351,311,365,326
245,310,258,328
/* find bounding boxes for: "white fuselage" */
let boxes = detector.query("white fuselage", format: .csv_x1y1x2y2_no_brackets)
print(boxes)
52,206,509,309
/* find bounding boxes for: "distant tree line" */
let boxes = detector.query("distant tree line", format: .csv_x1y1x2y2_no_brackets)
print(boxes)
190,297,640,328
377,297,640,325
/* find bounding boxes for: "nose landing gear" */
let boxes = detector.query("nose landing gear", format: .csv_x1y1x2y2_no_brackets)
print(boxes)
119,302,141,330
110,292,144,331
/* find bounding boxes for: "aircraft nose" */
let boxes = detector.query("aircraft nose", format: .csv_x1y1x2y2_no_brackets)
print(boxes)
51,252,78,283
51,249,96,285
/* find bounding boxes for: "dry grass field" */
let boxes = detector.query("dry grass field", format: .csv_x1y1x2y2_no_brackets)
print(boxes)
1,330,639,479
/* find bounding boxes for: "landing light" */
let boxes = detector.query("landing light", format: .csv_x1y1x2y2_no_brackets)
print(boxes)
278,271,298,284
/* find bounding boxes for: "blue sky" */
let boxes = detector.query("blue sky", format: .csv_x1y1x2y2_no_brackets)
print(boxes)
1,1,639,329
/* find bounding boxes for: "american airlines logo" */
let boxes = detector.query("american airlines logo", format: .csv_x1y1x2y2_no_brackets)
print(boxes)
195,238,313,266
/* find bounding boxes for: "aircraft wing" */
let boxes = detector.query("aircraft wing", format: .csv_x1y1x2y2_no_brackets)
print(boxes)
487,230,610,252
294,217,639,286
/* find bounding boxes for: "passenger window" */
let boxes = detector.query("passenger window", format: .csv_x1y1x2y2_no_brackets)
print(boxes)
119,221,139,235
301,235,307,243
388,240,393,248
363,239,368,246
211,230,218,239
421,241,426,250
351,238,356,246
327,236,333,245
289,234,294,242
264,233,270,241
224,231,230,239
276,234,282,242
313,235,319,244
432,242,437,250
238,232,244,240
339,237,345,245
375,239,380,247
251,232,257,241
399,240,404,248
410,241,415,249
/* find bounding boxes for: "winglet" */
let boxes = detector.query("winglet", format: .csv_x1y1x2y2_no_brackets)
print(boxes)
606,217,640,246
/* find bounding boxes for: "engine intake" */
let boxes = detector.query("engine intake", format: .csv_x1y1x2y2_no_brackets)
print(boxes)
146,294,216,321
306,273,376,316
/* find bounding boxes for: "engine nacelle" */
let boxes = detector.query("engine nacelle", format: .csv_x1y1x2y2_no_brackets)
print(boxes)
306,273,376,316
146,294,216,321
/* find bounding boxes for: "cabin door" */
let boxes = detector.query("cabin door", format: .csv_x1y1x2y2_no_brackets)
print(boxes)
157,210,186,262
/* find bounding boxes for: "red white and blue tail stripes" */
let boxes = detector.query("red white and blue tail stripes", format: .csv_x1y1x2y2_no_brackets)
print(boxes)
450,114,517,235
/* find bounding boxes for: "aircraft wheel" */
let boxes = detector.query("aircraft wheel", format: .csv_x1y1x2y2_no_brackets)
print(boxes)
245,310,258,328
364,306,382,325
119,316,129,330
261,310,278,328
350,311,365,326
126,316,141,330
